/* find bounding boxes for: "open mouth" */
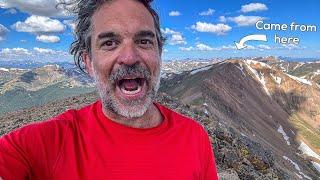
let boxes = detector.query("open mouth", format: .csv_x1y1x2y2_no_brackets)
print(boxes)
117,77,146,95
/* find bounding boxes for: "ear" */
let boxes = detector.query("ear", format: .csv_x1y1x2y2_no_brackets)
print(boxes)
83,51,94,77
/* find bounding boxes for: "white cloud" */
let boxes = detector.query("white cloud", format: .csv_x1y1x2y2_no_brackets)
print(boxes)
241,3,268,13
196,43,217,51
199,8,215,16
169,11,181,16
36,35,60,43
0,24,9,41
33,47,69,57
191,22,232,35
163,49,168,53
179,43,259,52
227,15,266,26
11,15,66,34
33,47,59,54
179,43,220,51
219,16,227,23
257,44,271,50
221,45,236,50
0,47,70,61
279,44,305,50
170,34,186,45
161,28,177,35
179,43,264,51
63,19,76,32
179,46,194,51
0,0,72,17
246,45,256,50
161,28,187,45
0,48,31,57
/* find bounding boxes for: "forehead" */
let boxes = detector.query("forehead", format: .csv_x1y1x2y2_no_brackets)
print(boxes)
91,0,156,36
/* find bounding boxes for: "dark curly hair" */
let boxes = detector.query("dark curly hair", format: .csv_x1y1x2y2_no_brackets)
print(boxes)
60,0,165,72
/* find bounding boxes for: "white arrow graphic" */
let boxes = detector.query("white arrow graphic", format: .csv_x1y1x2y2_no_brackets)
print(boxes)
235,34,267,50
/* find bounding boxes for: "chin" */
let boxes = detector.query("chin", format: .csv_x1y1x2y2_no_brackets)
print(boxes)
99,90,154,119
113,96,153,118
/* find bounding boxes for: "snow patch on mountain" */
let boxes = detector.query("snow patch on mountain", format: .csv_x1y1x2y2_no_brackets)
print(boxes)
204,109,209,115
234,64,246,76
190,65,212,75
292,62,305,71
311,161,320,172
10,68,28,71
245,63,259,78
283,156,312,180
286,74,312,86
43,64,60,68
244,62,271,96
311,69,320,79
277,125,290,145
259,72,270,96
0,68,9,72
311,162,320,173
270,73,282,85
279,64,286,72
290,129,295,135
245,60,271,69
298,141,320,161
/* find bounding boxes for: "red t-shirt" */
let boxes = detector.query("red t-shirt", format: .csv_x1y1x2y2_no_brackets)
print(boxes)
0,101,218,179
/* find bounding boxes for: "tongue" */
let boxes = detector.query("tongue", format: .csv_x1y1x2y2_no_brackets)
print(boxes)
122,79,139,91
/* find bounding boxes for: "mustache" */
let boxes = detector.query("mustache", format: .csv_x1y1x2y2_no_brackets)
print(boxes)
109,64,151,84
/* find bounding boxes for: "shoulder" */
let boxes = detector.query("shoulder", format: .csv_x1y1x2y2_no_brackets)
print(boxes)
0,108,76,157
9,100,99,136
5,108,77,140
1,101,99,155
156,103,207,135
0,102,98,177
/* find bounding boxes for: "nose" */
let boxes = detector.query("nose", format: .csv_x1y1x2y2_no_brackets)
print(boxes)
117,41,141,65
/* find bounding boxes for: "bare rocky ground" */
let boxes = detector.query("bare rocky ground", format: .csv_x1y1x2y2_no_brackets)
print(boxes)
1,91,319,179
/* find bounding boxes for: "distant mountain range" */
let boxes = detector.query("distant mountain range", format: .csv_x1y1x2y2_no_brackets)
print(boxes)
278,56,320,62
0,60,76,69
0,63,95,115
1,56,320,179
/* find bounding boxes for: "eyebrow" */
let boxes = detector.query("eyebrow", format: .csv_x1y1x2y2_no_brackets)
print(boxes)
135,30,155,39
97,32,120,39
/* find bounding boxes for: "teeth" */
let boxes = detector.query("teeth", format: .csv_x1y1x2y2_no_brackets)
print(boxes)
120,84,142,95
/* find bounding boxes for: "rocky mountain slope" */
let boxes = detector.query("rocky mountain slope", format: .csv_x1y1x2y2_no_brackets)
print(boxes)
160,59,320,178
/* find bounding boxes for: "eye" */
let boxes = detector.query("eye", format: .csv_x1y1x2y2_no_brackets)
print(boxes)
136,39,154,49
101,40,119,50
140,39,153,44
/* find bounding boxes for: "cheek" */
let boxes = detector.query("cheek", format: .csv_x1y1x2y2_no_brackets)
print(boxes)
92,54,114,78
144,53,161,76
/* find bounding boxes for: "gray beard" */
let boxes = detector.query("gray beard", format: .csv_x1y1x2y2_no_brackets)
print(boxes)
93,67,160,119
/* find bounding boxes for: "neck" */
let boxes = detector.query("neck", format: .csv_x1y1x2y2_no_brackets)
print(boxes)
102,103,163,129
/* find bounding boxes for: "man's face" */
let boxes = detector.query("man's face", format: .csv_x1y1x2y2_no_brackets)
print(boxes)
86,0,161,118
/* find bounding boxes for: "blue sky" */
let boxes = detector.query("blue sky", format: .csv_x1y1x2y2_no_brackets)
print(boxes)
0,0,320,62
